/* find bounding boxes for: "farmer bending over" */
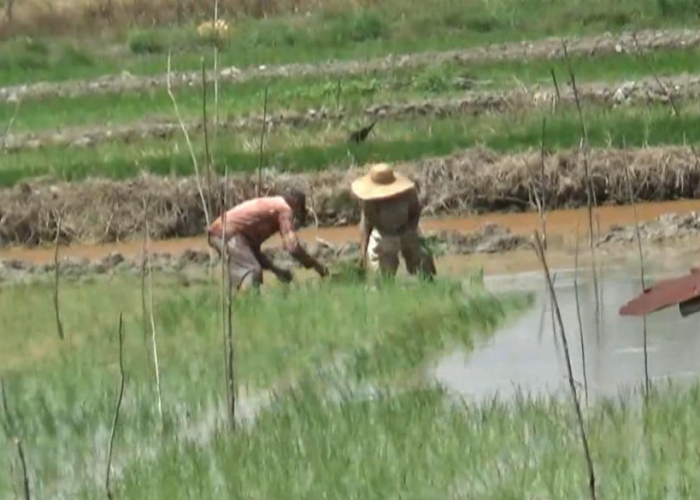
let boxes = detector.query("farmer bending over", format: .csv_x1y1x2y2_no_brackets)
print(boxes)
351,163,437,280
207,188,329,293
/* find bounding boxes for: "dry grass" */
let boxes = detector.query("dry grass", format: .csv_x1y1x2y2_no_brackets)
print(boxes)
0,144,698,248
0,0,364,37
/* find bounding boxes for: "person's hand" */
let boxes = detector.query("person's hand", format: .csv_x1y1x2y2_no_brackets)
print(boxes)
276,268,294,283
315,263,330,278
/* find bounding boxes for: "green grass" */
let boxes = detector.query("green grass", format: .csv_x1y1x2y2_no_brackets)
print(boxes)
2,46,700,134
98,382,700,499
1,273,526,379
0,0,698,86
3,101,697,187
0,272,530,497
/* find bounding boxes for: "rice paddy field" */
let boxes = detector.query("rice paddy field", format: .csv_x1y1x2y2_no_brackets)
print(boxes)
4,0,700,497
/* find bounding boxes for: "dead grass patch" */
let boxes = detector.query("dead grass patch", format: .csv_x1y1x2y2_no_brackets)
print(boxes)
0,145,698,248
0,0,338,38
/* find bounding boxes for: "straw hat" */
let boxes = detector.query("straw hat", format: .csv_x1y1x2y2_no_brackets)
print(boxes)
350,163,415,201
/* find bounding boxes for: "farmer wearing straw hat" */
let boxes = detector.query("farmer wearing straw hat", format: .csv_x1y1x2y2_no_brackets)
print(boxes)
351,163,437,280
207,187,329,294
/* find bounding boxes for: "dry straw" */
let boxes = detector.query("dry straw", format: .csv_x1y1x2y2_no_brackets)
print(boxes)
4,145,699,248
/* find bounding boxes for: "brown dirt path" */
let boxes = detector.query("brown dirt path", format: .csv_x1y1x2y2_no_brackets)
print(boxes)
1,28,699,103
4,72,697,152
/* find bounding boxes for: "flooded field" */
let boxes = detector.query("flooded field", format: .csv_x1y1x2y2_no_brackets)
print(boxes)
433,256,700,402
3,198,700,402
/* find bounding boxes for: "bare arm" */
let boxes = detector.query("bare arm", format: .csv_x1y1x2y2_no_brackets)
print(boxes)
406,188,422,230
257,250,293,283
359,208,374,267
279,211,328,277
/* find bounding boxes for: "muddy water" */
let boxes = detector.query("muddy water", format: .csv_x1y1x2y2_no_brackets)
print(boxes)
432,259,700,401
1,199,698,265
4,198,700,403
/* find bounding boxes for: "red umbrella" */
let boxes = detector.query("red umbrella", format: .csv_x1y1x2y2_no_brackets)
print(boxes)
619,267,700,317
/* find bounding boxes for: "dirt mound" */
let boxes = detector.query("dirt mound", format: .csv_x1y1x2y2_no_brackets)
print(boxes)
598,212,700,246
0,225,530,284
2,145,699,248
0,29,697,103
5,72,698,152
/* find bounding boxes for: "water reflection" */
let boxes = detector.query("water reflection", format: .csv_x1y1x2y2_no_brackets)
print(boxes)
431,265,700,401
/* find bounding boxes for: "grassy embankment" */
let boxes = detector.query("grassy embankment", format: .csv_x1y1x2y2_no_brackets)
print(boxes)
0,0,697,85
0,272,531,497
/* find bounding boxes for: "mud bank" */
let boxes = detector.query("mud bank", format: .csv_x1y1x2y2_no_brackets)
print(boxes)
598,212,700,246
0,29,697,103
4,72,697,151
0,226,529,284
3,145,700,248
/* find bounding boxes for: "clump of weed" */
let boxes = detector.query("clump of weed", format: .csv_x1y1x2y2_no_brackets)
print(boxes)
128,29,171,55
0,36,50,71
656,0,700,17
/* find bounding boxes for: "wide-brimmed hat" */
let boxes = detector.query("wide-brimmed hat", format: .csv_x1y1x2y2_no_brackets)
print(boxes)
350,163,415,201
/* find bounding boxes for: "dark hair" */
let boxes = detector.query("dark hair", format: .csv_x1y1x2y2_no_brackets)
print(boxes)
282,187,306,209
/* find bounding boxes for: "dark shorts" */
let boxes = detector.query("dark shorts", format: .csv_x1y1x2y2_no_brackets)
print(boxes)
207,232,263,289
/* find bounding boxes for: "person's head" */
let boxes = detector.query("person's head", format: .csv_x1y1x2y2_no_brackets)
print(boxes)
282,187,307,227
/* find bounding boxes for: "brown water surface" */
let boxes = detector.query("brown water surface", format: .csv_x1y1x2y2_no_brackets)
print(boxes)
1,199,698,268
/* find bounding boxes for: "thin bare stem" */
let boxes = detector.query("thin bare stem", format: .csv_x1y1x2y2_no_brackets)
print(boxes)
213,0,220,147
220,166,236,430
549,68,561,114
631,33,680,117
1,381,30,500
141,209,148,346
106,313,125,500
539,117,548,250
533,230,597,500
1,99,20,151
257,84,269,198
53,212,65,341
549,273,559,347
573,222,589,407
622,138,650,399
335,79,342,111
201,58,213,219
14,439,29,500
166,50,210,228
226,251,235,430
220,196,230,420
629,31,700,195
562,40,601,329
146,221,163,424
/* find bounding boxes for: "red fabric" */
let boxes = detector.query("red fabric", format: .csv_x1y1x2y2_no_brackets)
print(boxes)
619,268,700,316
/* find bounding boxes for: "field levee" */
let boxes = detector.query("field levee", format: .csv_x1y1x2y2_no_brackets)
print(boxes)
1,145,699,248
